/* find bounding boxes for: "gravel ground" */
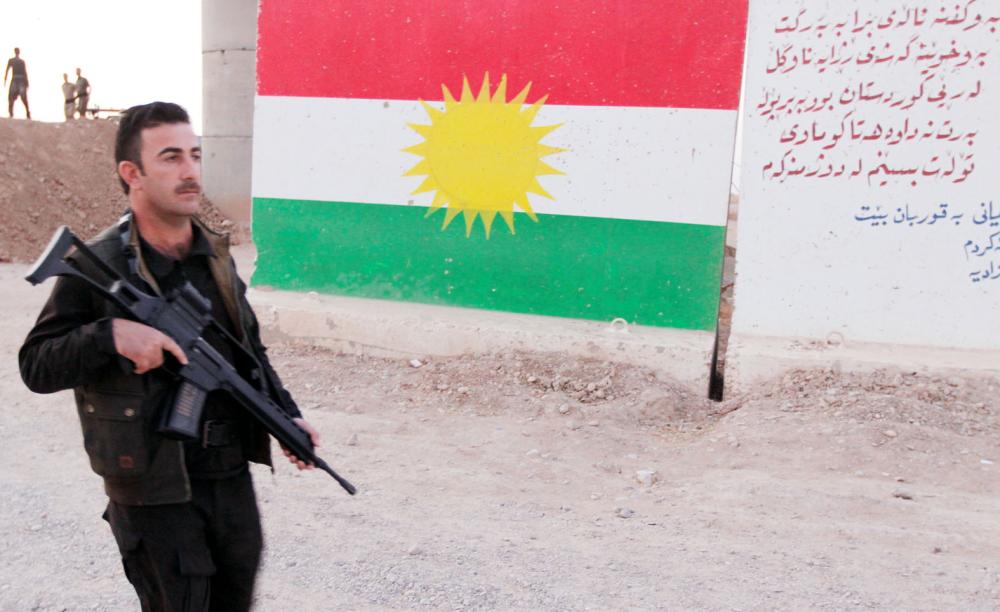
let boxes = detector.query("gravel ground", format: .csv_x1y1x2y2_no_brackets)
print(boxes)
2,260,999,611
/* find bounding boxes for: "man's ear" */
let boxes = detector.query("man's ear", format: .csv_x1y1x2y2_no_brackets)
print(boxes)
118,160,142,192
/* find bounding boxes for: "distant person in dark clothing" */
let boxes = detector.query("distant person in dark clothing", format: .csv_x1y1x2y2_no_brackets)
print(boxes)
61,73,76,121
74,67,90,119
4,47,30,119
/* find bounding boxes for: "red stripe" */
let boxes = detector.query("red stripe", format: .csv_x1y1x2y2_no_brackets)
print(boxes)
257,1,748,110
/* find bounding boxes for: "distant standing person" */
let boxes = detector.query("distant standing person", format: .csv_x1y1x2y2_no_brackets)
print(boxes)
61,73,76,121
74,67,90,119
4,47,30,119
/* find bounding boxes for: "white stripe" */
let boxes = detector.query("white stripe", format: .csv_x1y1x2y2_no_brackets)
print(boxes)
252,96,736,227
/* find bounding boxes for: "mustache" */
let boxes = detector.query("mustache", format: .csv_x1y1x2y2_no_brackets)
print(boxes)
175,181,201,194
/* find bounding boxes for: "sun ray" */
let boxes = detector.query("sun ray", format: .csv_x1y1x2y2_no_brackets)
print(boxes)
536,161,564,176
462,209,478,236
419,100,443,122
491,74,508,103
441,205,463,229
442,84,458,111
510,82,532,108
411,176,438,195
404,73,564,237
476,72,491,103
403,159,431,177
427,190,449,213
480,210,498,238
521,95,548,123
516,195,539,221
406,123,433,139
500,211,516,234
526,177,554,200
538,144,565,157
531,124,562,140
402,141,428,156
460,76,474,103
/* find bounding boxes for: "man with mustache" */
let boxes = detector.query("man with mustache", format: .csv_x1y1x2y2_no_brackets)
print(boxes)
19,101,320,610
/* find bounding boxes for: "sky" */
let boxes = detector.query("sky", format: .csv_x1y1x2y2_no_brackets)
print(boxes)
0,0,203,131
0,2,743,190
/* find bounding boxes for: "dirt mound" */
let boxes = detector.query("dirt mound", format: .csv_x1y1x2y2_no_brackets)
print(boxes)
0,118,242,263
740,367,999,436
267,344,724,432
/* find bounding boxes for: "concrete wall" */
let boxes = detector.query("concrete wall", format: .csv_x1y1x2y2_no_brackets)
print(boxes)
202,0,999,396
201,0,256,225
728,0,1000,389
246,1,749,391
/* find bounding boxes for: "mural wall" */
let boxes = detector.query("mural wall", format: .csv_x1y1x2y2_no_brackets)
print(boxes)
734,0,1000,351
252,0,748,332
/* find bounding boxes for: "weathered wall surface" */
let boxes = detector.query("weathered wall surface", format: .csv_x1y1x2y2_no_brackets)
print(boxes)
201,0,256,224
249,1,748,388
729,0,1000,387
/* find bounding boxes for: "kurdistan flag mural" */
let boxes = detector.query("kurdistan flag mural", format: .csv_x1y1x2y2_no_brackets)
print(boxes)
253,0,748,331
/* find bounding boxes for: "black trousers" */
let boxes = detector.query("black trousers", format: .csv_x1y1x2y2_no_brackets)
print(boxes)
103,469,263,611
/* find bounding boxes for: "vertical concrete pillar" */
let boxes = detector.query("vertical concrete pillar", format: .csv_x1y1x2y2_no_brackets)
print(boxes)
202,0,257,226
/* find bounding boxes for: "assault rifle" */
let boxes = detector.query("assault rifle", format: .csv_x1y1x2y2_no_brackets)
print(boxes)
26,226,356,495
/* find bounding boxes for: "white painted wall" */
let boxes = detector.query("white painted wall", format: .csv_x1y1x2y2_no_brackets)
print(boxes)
252,96,736,227
732,0,1000,371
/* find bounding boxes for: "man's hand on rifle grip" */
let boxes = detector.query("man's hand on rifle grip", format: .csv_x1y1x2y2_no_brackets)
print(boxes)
111,318,189,374
282,417,320,471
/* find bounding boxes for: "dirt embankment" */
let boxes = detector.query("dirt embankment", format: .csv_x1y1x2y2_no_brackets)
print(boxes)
0,118,238,263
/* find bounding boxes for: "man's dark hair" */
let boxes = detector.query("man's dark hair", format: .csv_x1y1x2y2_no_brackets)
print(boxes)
115,102,190,194
13,47,19,55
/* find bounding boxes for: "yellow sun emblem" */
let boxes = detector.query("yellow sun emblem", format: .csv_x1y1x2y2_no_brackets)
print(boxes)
403,73,564,238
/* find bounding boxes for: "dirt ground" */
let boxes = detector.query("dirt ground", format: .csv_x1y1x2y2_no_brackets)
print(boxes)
2,256,999,610
0,118,240,264
1,118,998,610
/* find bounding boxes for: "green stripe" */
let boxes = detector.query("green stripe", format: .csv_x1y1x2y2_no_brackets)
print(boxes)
252,198,725,331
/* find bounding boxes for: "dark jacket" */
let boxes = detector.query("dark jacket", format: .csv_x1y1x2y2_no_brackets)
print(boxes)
18,214,301,505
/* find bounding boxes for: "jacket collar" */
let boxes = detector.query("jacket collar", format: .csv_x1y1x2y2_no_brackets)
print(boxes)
124,210,242,342
125,211,231,291
138,223,216,278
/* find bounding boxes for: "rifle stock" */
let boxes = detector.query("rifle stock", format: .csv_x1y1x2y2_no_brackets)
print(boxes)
25,225,76,286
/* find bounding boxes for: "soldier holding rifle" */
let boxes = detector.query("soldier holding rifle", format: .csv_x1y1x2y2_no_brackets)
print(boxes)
19,102,327,610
